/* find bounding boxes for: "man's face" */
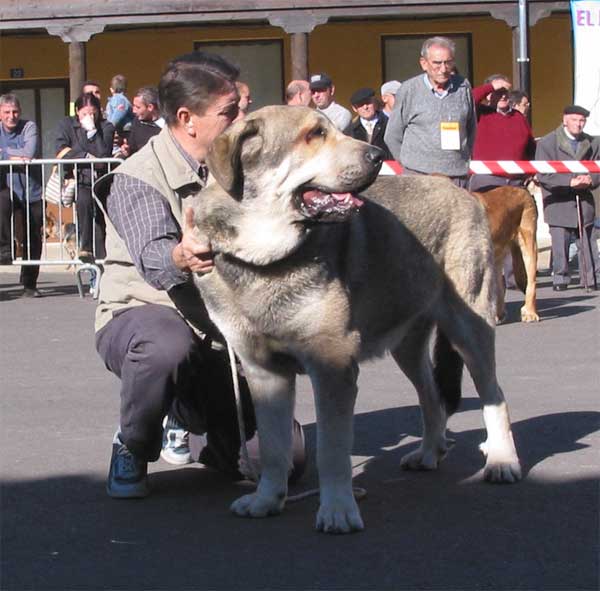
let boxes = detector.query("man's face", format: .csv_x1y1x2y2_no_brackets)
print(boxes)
496,92,510,113
298,85,312,106
563,113,587,136
352,100,377,120
419,45,455,88
0,102,21,132
311,86,334,109
82,84,101,101
191,90,240,151
133,96,155,121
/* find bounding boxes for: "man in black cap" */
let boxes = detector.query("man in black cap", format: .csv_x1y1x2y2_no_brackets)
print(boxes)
309,73,352,131
535,105,600,290
346,87,392,160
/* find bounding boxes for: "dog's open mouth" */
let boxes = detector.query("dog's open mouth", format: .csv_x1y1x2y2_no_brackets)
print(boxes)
298,188,364,221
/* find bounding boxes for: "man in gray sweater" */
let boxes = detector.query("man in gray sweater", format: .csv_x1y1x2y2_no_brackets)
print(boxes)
384,36,476,187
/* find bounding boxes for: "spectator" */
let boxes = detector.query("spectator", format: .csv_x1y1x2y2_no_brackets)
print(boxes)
309,73,352,131
508,90,531,118
535,105,600,291
81,80,102,102
470,85,536,192
346,87,392,160
54,92,115,261
93,51,304,499
0,93,44,297
380,80,402,117
474,74,512,105
384,36,476,187
286,80,311,106
105,74,134,134
235,81,252,119
120,86,164,158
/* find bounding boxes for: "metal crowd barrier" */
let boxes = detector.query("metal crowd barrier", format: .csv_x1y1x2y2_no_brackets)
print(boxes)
0,156,122,298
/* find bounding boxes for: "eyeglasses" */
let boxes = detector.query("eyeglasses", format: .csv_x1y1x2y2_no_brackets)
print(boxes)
429,59,455,69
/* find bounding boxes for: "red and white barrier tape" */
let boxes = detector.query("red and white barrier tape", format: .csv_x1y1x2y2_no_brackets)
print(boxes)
379,160,600,176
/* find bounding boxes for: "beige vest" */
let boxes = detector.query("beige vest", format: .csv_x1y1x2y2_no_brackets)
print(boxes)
94,128,205,332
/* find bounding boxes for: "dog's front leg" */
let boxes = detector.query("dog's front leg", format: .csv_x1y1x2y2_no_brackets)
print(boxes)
311,362,364,534
230,362,295,519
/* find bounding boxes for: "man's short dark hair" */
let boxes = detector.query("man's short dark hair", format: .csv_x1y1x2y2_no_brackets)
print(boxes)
159,51,239,125
135,86,159,108
508,89,529,108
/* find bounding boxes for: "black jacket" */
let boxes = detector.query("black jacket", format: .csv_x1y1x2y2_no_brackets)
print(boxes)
127,118,162,156
54,116,115,185
346,112,392,160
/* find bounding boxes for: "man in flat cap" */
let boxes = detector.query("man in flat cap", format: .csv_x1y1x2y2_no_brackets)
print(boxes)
309,73,352,131
535,105,600,290
346,87,392,159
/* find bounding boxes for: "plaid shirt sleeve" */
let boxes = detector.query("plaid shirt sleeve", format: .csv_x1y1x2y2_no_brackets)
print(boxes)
106,172,190,291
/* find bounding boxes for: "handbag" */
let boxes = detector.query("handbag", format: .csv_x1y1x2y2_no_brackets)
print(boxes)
44,147,77,207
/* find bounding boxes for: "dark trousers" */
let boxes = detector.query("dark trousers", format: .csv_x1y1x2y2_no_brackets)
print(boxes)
95,304,255,465
0,188,42,289
549,224,599,288
76,184,106,258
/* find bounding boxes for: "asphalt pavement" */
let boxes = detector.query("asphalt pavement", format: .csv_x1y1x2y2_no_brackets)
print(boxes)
1,267,598,591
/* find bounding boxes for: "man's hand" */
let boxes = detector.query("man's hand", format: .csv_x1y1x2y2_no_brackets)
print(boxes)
570,174,592,189
172,208,214,274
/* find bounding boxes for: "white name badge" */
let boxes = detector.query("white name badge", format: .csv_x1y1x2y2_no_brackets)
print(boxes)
440,121,460,150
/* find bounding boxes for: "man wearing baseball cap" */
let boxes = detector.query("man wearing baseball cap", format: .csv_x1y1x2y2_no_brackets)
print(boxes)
309,73,352,131
535,104,600,291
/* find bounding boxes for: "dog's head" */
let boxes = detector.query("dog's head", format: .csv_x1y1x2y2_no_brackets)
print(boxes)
207,106,383,223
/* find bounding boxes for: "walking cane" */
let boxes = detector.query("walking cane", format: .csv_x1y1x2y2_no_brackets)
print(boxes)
575,194,591,292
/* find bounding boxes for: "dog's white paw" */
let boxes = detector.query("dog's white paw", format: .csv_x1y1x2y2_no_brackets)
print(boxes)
400,439,452,471
520,306,540,323
230,492,285,518
315,498,364,534
479,441,522,483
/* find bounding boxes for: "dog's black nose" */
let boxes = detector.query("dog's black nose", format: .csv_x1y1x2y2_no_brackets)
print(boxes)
365,146,384,165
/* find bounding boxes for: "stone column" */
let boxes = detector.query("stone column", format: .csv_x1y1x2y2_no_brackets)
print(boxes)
269,13,328,82
46,23,105,104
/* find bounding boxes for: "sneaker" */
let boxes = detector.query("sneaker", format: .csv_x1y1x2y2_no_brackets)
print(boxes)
22,288,43,298
107,436,149,499
161,416,192,465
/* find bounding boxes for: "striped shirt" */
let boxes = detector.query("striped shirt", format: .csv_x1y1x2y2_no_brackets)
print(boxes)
106,132,208,291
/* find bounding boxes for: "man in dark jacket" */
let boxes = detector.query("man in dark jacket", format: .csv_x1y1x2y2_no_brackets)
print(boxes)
536,105,600,290
120,86,164,157
346,87,391,160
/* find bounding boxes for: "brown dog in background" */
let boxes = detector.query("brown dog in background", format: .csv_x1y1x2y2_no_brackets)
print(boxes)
473,185,539,323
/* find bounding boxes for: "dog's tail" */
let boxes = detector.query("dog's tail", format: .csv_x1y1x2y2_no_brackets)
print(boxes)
433,329,463,416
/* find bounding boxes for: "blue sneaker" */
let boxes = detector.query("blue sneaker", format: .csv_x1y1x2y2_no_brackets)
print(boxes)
161,416,192,465
107,435,149,499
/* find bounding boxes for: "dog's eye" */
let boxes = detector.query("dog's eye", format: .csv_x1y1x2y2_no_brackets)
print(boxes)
306,127,326,142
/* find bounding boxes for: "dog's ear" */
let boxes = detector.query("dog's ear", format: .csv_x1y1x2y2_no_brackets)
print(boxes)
207,117,263,199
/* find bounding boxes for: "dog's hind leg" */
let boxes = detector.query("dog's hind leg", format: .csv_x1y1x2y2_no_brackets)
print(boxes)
311,361,364,533
515,216,539,322
229,363,296,519
391,319,453,472
437,297,521,483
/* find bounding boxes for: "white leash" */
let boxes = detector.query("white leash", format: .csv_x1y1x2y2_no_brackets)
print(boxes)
226,342,367,503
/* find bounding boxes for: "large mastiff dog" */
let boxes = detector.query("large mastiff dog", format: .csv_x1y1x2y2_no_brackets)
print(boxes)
188,106,521,533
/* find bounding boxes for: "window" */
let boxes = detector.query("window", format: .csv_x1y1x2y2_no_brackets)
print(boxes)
194,39,284,111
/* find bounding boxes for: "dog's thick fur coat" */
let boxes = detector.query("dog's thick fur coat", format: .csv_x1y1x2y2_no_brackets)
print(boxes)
189,106,521,533
474,186,539,323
